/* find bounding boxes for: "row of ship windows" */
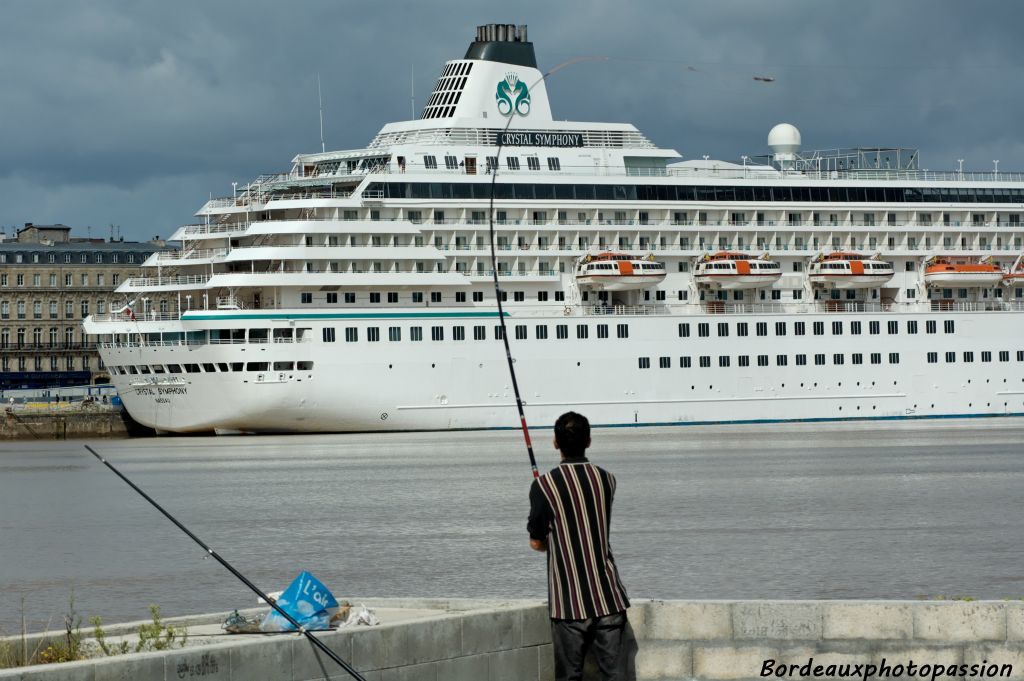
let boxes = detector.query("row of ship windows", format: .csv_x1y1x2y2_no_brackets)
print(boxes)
422,155,562,172
321,323,632,343
678,319,955,338
301,291,569,304
638,349,1024,369
368,182,1024,203
109,361,313,376
639,353,905,369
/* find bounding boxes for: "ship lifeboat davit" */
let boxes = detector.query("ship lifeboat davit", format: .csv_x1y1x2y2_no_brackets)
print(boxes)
575,252,666,291
809,252,894,289
693,252,782,290
1002,255,1024,286
924,256,1004,287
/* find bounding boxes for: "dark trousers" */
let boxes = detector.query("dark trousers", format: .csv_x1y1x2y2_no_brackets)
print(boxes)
551,611,627,681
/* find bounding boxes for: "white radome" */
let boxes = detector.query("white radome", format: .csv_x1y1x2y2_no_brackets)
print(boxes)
767,123,802,154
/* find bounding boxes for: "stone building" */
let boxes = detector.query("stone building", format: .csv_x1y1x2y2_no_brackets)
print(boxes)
0,223,172,389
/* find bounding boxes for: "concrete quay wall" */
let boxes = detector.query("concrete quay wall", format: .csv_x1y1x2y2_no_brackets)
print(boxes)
0,410,135,440
3,599,1024,680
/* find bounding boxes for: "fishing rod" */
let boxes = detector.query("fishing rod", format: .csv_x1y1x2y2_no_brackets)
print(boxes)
83,445,367,681
488,57,605,480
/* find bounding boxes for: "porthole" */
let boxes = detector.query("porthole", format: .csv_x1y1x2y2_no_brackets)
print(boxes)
838,382,842,387
431,363,435,368
872,405,876,410
856,406,860,411
838,406,842,411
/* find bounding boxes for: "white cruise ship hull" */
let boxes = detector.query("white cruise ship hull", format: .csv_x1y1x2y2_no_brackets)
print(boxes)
95,308,1024,433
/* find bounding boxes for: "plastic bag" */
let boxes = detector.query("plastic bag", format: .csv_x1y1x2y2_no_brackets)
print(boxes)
260,571,339,632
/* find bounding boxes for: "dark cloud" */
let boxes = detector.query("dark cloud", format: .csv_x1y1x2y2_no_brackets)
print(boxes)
2,0,1023,241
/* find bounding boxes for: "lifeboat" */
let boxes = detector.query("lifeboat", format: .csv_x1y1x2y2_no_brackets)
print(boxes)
808,252,894,289
575,252,666,291
924,256,1003,287
693,252,782,290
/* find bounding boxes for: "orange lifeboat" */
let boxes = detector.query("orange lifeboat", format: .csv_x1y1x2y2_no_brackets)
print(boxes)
575,252,666,291
808,252,894,289
924,256,1003,287
693,252,782,290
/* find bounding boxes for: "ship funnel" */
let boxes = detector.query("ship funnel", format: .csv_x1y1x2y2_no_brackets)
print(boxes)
768,123,801,170
465,23,536,68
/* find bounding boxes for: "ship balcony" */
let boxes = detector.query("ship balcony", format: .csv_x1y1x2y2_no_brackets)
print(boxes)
118,274,211,292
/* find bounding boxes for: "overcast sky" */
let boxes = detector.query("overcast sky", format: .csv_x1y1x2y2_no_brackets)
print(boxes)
2,0,1023,242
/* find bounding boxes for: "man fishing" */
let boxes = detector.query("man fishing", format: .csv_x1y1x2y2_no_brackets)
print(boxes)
527,411,630,681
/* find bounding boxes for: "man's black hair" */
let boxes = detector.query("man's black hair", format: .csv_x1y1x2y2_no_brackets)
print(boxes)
554,411,590,459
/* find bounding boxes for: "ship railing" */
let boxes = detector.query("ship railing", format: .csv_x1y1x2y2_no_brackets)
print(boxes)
90,311,183,323
582,304,671,316
154,248,228,262
123,274,210,288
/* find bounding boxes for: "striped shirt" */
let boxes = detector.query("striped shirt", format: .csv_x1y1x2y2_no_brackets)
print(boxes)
527,458,629,620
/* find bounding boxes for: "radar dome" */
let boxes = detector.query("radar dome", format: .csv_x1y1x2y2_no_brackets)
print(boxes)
767,123,801,154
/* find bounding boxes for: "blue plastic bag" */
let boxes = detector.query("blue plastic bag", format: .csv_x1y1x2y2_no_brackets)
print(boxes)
260,571,339,632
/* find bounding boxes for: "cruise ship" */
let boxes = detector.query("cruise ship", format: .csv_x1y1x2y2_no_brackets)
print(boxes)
84,24,1024,433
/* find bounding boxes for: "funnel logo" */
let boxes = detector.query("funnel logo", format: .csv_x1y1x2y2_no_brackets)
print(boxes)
496,73,530,117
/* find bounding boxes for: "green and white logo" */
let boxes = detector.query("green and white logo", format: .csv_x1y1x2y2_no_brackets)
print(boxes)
495,73,530,117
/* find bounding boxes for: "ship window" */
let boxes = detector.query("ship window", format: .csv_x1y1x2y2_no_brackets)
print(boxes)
506,157,520,170
431,292,442,303
231,363,244,372
345,328,358,342
617,324,629,338
202,363,216,372
547,157,561,171
345,292,356,304
527,157,540,171
756,322,767,337
474,292,485,302
273,362,294,370
217,363,229,372
660,357,671,368
639,357,651,369
737,323,748,337
927,352,938,364
182,364,199,373
597,324,609,339
870,353,882,365
813,322,824,336
796,354,807,366
411,327,423,341
907,321,918,334
368,327,380,342
889,352,900,364
832,321,842,335
513,325,527,340
453,326,465,341
793,322,804,336
771,355,784,367
556,324,568,339
982,351,992,362
699,356,711,368
814,354,826,366
944,320,955,333
887,321,898,334
323,328,336,343
680,356,692,368
717,323,728,337
326,293,338,304
849,353,862,365
370,293,381,304
431,326,444,341
833,353,844,365
698,323,709,337
536,325,548,340
946,351,956,363
738,355,750,367
869,321,880,335
757,355,769,367
775,322,786,336
851,321,861,335
246,362,269,372
300,292,313,304
678,323,690,338
388,292,399,304
577,324,589,339
719,356,730,368
963,351,974,362
139,365,152,374
423,155,437,169
297,361,313,371
999,351,1009,362
389,327,402,342
444,155,458,170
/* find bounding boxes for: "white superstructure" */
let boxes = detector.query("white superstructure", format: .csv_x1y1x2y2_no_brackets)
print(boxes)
85,24,1024,433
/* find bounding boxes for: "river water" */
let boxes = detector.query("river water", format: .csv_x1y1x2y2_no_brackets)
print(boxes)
2,419,1023,633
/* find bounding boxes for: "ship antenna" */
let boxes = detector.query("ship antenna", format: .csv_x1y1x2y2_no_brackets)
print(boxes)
317,72,326,153
488,55,606,480
410,63,415,120
83,445,369,681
